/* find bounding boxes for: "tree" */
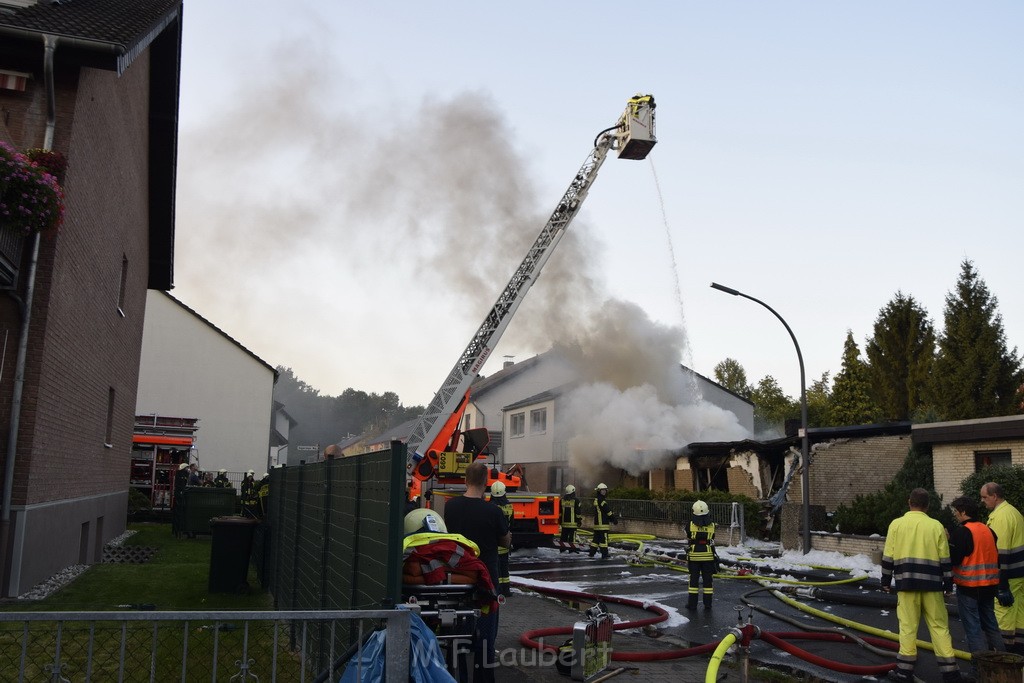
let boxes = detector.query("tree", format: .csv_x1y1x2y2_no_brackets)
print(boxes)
713,358,751,398
749,375,796,436
830,331,880,426
930,260,1024,420
865,292,935,421
806,372,832,427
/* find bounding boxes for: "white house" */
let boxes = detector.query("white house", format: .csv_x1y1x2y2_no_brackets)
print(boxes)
135,291,277,475
464,350,754,492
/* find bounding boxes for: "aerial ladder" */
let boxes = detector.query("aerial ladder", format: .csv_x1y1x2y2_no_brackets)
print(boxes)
405,95,657,535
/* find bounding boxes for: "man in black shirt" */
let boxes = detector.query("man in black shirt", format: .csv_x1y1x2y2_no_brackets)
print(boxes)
444,461,511,683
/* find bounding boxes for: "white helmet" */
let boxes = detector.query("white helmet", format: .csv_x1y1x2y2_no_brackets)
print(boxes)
491,481,506,497
178,462,189,471
218,468,226,474
692,500,709,516
260,472,268,479
596,483,608,492
404,508,447,535
564,485,576,495
246,469,254,476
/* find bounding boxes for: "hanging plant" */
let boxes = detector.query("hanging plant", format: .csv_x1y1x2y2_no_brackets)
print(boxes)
0,141,66,237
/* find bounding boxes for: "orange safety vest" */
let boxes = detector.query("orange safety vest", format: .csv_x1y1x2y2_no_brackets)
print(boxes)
953,521,1000,588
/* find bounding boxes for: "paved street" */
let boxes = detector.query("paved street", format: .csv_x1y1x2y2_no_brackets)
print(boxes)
485,542,976,683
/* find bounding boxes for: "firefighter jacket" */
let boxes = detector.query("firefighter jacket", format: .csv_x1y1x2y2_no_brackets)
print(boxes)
593,496,614,531
402,532,497,613
240,478,258,506
560,496,579,529
214,474,232,489
687,521,716,562
987,500,1024,580
881,510,952,592
952,521,1000,589
491,495,514,556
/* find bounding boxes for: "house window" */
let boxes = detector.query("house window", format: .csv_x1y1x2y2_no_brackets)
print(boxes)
530,408,547,434
510,412,525,438
975,450,1011,471
117,254,128,317
462,413,472,431
104,387,115,447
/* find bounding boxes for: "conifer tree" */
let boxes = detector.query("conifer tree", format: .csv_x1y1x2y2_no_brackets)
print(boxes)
806,372,832,428
830,331,880,425
865,293,935,420
930,260,1023,420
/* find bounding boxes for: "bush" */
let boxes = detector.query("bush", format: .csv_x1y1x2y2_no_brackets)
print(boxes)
960,465,1024,521
128,488,152,517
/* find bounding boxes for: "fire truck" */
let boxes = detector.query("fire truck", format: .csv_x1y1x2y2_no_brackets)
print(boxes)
406,94,657,546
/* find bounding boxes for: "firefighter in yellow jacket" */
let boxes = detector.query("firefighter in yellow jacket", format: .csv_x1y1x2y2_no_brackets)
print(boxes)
588,483,617,559
882,488,964,683
686,500,716,610
981,481,1024,655
489,481,514,597
559,485,580,553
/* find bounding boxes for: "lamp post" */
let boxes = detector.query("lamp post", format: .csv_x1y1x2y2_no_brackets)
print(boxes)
710,282,811,554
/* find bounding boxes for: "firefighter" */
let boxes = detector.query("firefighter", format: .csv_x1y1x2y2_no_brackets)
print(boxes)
588,483,617,559
240,470,259,518
490,481,514,596
559,485,580,553
213,468,232,489
981,481,1024,655
686,500,717,610
882,488,963,683
172,462,190,537
257,472,270,518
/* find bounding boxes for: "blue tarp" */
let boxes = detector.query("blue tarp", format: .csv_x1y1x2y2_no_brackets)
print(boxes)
340,608,456,683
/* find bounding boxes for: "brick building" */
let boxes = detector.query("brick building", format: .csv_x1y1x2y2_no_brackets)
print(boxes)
0,0,181,596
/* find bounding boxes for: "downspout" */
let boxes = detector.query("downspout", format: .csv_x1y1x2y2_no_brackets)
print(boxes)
0,34,58,597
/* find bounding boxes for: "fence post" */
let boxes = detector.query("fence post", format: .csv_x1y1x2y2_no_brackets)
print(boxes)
384,609,411,681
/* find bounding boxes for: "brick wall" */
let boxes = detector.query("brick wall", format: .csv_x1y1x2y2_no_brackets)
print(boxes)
0,55,156,594
933,439,1024,505
795,435,910,511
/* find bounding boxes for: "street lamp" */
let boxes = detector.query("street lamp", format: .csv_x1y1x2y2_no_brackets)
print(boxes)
710,282,811,554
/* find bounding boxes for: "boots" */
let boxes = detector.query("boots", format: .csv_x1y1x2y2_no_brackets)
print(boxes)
600,549,609,559
686,595,698,610
703,597,713,609
886,668,913,682
941,670,967,683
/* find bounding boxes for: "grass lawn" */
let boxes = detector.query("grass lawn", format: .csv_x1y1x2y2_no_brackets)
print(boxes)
1,521,273,613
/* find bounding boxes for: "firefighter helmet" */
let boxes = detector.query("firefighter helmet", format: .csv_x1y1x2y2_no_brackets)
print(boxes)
596,483,608,491
404,508,447,535
178,462,188,471
491,481,506,497
218,468,226,474
565,485,576,495
692,500,709,516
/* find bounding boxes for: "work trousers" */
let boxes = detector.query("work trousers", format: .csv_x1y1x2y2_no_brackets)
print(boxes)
893,590,958,677
995,577,1024,648
688,560,715,607
559,527,578,552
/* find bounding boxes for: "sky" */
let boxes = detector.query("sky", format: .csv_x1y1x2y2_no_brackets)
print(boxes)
172,2,1024,414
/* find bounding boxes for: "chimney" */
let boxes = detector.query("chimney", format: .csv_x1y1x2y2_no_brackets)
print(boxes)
502,355,515,369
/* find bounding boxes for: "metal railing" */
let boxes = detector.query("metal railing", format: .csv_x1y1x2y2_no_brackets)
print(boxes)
0,609,410,682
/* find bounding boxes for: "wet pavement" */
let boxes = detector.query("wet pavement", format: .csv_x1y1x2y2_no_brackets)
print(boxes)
481,542,978,683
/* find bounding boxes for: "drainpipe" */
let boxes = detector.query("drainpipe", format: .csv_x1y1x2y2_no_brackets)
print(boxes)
0,34,58,597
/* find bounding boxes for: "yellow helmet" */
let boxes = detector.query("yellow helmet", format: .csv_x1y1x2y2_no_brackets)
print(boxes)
404,508,447,535
491,481,506,497
692,500,709,516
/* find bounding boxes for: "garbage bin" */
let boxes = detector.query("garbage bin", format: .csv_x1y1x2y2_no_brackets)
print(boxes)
974,651,1024,683
208,516,259,594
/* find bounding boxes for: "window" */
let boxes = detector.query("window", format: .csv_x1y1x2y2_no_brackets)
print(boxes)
510,412,525,438
975,450,1011,471
117,254,128,317
462,413,472,431
104,387,115,447
530,408,547,434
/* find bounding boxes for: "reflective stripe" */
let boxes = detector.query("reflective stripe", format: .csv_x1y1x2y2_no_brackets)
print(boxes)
953,521,1000,587
688,522,716,562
